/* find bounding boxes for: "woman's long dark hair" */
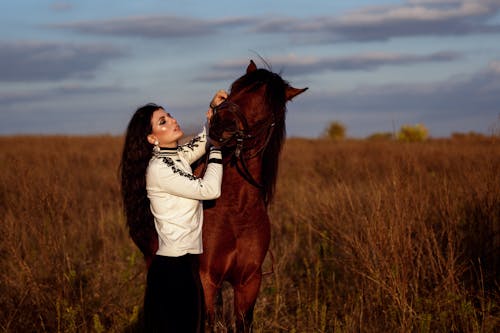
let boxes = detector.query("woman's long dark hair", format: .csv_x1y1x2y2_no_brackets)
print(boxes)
120,103,161,264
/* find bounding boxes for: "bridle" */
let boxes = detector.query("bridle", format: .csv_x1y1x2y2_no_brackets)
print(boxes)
209,100,276,188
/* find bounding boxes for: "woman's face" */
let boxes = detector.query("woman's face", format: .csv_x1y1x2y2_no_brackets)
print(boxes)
148,108,184,148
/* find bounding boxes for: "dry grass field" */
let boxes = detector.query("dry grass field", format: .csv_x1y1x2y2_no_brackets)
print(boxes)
1,135,499,332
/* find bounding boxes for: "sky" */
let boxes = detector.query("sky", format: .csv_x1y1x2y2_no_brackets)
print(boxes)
1,0,500,138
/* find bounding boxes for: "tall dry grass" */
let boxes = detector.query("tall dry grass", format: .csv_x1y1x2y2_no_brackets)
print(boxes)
0,136,143,332
0,136,499,332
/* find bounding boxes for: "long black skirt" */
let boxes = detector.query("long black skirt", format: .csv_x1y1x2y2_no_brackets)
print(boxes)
143,254,205,333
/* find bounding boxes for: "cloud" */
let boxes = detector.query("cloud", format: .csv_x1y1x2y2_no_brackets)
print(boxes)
50,1,74,12
49,15,257,38
0,83,128,106
253,0,500,42
284,67,500,137
301,59,500,119
0,41,125,82
47,1,500,43
197,51,462,81
271,51,461,75
488,59,500,73
0,82,133,135
0,90,46,106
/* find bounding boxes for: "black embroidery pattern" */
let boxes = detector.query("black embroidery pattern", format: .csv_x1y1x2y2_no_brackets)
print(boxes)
180,135,203,152
161,157,199,181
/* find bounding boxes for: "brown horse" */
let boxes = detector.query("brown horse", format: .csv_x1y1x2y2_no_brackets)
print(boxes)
199,60,307,332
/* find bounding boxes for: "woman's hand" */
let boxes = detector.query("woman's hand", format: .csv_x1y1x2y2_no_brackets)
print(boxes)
206,90,227,146
206,108,214,122
211,89,228,108
207,90,228,121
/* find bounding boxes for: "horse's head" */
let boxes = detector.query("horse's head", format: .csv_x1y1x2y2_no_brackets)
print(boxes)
208,60,307,204
209,60,307,155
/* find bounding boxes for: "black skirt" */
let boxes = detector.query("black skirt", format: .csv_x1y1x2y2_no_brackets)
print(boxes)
143,254,205,333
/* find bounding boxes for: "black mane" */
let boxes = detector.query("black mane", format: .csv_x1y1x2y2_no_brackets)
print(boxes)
230,68,290,205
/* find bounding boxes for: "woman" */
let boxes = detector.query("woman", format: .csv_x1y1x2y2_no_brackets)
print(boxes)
120,90,227,332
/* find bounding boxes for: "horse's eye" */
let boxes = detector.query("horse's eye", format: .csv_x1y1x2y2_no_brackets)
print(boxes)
224,121,237,132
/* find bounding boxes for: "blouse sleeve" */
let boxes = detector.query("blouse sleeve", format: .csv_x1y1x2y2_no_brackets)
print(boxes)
178,126,208,164
151,149,222,200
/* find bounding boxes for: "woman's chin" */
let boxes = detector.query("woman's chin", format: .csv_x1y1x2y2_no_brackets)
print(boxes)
176,130,184,139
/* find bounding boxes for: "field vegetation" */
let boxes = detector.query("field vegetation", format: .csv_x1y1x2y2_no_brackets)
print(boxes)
1,135,499,332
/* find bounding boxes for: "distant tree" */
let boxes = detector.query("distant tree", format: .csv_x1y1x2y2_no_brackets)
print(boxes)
397,124,429,142
323,121,346,140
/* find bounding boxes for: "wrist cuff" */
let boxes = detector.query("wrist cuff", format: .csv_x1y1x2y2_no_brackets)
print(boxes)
208,148,222,163
208,158,223,164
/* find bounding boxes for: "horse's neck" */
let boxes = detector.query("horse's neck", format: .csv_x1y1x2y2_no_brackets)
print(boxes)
225,155,262,181
221,156,264,200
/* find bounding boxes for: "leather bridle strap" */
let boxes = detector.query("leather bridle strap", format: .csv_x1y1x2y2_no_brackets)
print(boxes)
211,101,276,188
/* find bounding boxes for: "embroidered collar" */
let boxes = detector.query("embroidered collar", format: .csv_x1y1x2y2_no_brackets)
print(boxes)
156,146,179,158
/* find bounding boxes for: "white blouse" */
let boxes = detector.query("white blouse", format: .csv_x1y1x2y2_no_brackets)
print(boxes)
146,128,223,257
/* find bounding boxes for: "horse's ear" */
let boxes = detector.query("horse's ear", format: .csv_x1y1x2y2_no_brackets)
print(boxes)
247,60,257,73
286,86,308,101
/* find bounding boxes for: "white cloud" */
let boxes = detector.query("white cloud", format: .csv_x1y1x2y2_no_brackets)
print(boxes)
340,0,492,25
300,59,500,119
50,1,74,12
198,51,462,80
0,41,125,82
253,0,500,42
48,15,258,38
488,60,500,73
47,1,500,43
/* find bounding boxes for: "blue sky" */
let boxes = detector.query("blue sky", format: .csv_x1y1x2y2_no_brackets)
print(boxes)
1,0,500,138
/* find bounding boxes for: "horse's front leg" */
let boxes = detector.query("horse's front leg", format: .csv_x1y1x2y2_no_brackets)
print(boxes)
233,270,262,333
199,272,219,332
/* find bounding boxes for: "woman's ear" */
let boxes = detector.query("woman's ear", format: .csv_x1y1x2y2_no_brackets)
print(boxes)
147,134,156,145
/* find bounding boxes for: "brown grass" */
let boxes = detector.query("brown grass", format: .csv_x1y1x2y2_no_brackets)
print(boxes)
0,136,499,332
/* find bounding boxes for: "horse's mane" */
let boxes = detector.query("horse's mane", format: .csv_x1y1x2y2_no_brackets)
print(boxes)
230,67,289,206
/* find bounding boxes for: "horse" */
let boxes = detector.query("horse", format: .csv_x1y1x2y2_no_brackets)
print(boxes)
198,60,307,332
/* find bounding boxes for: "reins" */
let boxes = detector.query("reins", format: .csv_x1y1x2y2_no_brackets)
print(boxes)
210,101,276,189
